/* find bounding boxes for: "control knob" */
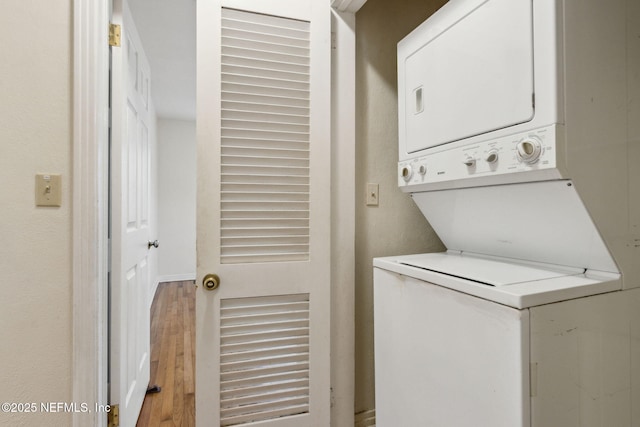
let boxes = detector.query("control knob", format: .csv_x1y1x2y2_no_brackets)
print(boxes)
485,150,499,163
463,156,476,167
401,165,413,182
516,137,543,164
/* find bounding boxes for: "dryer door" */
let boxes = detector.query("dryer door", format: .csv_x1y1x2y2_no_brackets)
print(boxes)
400,0,534,152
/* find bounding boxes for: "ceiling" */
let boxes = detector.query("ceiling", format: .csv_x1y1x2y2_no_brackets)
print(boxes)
125,0,370,122
128,0,196,121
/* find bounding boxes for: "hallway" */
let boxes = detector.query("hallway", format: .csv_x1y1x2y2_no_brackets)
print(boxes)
137,281,195,426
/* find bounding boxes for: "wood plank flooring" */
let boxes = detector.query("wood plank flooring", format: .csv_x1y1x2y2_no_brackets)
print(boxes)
137,281,195,427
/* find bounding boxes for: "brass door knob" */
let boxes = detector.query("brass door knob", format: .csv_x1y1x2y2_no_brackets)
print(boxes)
203,274,220,291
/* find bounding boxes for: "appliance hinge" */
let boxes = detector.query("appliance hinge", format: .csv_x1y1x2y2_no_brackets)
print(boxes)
330,386,335,408
532,93,536,109
107,404,119,427
109,24,121,47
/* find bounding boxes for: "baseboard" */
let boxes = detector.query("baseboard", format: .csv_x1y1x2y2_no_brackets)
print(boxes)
150,277,160,307
355,409,376,427
158,273,196,283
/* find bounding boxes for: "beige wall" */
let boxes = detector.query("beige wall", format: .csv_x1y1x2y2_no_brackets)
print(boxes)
355,0,447,415
0,1,73,425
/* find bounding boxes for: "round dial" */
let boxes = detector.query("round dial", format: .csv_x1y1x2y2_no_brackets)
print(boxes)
401,165,413,182
418,164,427,175
516,137,543,164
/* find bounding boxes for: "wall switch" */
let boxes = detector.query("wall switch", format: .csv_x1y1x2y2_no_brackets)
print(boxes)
35,174,62,207
366,183,379,206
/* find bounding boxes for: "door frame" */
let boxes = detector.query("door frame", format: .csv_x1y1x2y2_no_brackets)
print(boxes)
71,1,358,426
72,0,110,426
329,9,356,425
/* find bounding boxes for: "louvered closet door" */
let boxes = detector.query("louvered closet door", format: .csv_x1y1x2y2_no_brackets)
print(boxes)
196,1,331,426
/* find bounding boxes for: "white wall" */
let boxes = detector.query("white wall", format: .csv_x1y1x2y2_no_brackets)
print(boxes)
149,105,160,300
157,119,197,282
0,2,74,425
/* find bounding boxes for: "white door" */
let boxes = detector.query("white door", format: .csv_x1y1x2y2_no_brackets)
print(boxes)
110,1,153,425
196,0,331,425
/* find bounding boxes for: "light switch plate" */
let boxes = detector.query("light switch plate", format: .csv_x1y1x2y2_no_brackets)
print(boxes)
366,183,379,206
36,174,62,207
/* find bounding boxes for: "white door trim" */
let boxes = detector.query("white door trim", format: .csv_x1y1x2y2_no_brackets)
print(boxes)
330,9,356,426
72,0,110,426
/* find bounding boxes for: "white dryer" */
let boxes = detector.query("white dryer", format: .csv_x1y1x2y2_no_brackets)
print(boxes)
374,0,640,425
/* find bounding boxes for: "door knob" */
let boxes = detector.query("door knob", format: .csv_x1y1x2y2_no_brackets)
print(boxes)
203,274,220,291
148,240,159,249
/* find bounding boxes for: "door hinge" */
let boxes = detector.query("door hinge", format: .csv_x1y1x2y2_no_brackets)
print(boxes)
107,404,119,427
109,24,121,47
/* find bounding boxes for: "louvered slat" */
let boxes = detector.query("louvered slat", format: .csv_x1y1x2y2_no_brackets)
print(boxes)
221,155,309,167
222,119,309,133
221,191,309,201
222,173,309,184
221,8,310,265
221,360,310,383
221,208,309,217
221,378,309,400
221,329,310,349
222,308,310,326
222,29,309,49
221,182,310,192
222,100,309,116
221,227,309,238
221,370,308,391
221,386,310,409
223,33,309,53
221,318,309,336
221,343,310,364
222,168,308,179
221,56,309,75
221,140,309,153
222,110,309,125
222,335,309,354
222,73,310,92
220,293,311,426
221,404,310,427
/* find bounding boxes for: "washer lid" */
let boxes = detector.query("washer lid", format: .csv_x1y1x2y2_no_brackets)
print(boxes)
399,252,582,287
375,253,621,308
411,180,619,274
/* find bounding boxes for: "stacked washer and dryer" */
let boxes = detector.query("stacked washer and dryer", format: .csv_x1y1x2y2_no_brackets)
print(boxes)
373,0,640,426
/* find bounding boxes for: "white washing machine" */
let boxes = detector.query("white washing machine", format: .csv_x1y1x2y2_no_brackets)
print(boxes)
374,0,640,426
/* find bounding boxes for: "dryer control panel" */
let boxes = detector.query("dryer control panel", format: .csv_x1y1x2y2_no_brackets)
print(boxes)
399,125,558,189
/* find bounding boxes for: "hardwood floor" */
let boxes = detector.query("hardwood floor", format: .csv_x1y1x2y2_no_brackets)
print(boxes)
137,281,196,427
